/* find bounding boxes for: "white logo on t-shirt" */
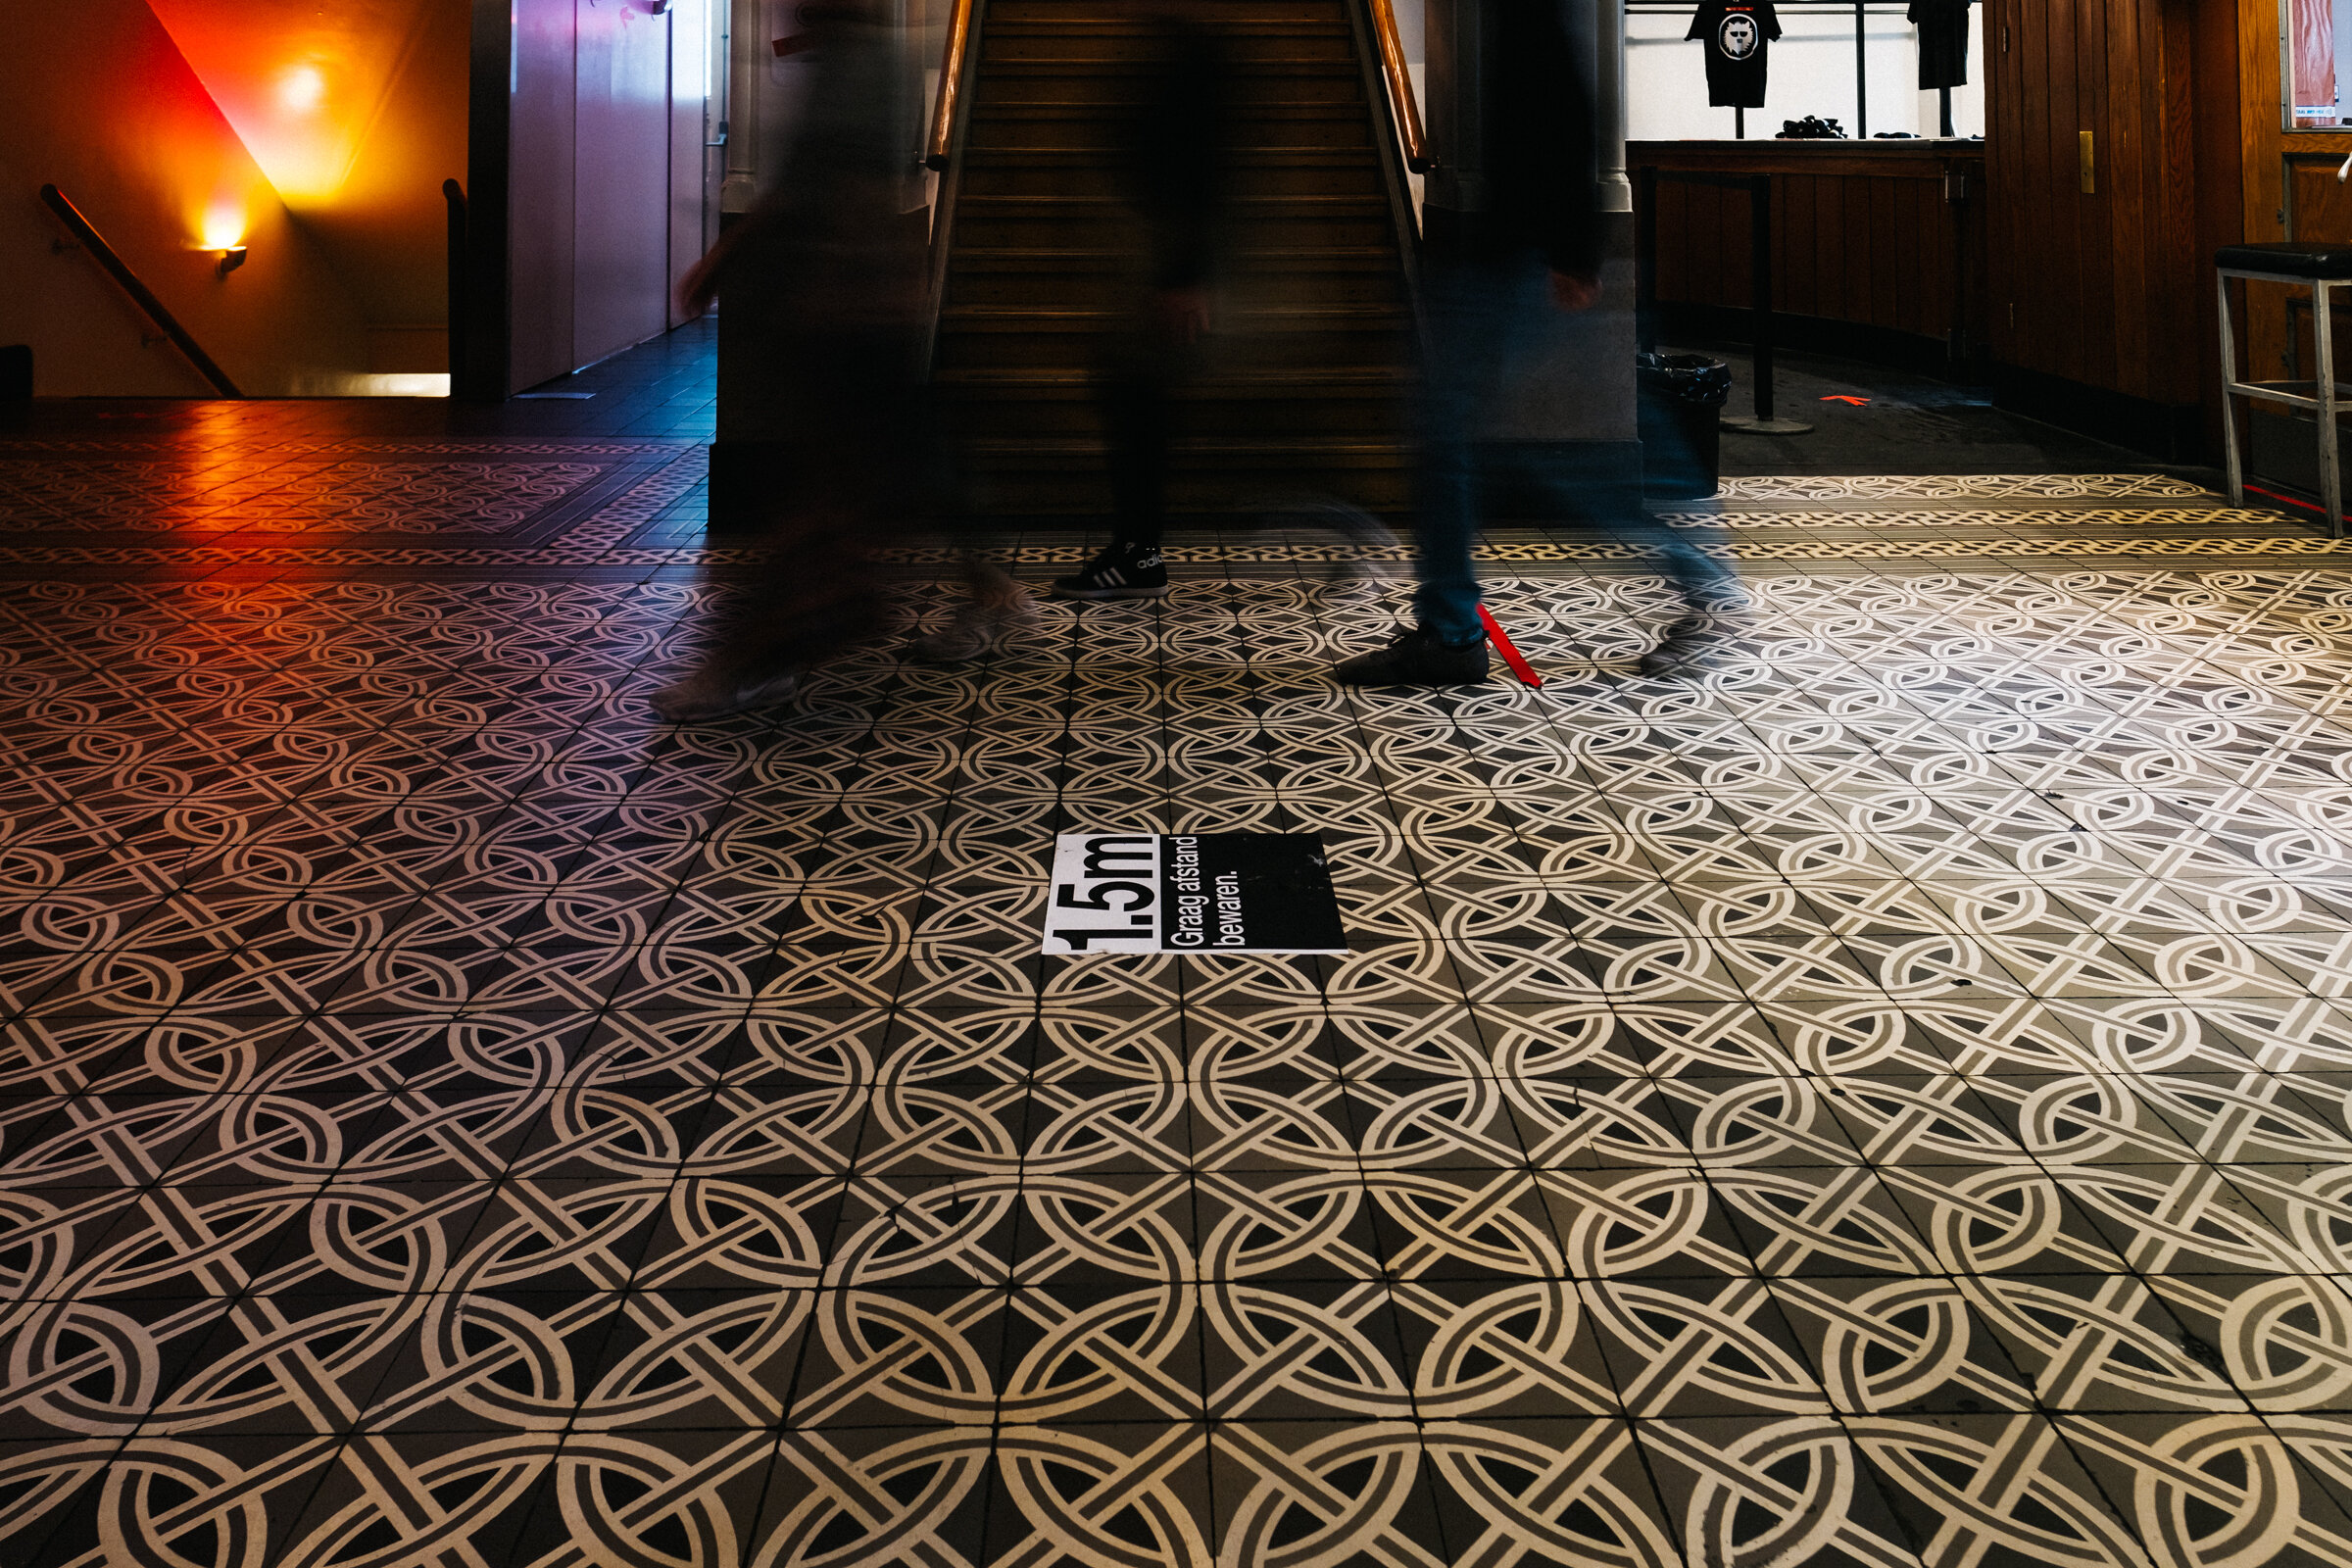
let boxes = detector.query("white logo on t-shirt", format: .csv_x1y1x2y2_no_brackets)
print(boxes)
1717,14,1759,58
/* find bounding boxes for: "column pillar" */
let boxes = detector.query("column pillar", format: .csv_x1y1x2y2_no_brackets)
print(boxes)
1594,0,1632,213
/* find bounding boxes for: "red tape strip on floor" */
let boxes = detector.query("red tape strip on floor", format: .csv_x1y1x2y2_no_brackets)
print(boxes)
1477,604,1544,689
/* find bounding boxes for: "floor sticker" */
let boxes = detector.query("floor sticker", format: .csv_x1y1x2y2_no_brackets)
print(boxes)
1042,833,1348,955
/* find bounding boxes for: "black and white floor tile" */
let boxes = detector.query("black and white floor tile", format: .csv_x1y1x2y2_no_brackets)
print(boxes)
8,440,2352,1564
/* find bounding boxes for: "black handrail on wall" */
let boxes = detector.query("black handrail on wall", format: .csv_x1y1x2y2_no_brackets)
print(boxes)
444,179,467,398
38,183,242,398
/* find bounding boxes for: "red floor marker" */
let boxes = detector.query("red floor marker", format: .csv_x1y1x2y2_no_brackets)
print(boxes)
1477,604,1544,689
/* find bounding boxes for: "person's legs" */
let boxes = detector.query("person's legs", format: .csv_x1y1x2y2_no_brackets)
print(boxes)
1409,253,1519,643
1334,252,1524,685
1054,317,1189,601
653,331,914,720
1101,365,1171,554
1617,370,1747,674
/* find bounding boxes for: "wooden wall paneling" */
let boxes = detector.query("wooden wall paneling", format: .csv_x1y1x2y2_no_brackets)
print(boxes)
1783,175,1817,318
1726,182,1753,310
2103,0,2149,396
2014,0,2049,372
1869,175,1899,329
2017,0,2059,375
2154,0,2199,405
1965,167,1989,354
1655,181,1687,304
2183,0,2240,439
2053,0,2090,386
1632,146,1980,350
1712,185,1749,310
2242,0,2284,243
1897,179,1928,337
1991,0,2025,363
1816,176,1846,324
1797,177,1823,319
2238,0,2291,392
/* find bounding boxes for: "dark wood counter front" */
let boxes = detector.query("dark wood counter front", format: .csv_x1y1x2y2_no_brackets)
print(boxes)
1630,140,1989,366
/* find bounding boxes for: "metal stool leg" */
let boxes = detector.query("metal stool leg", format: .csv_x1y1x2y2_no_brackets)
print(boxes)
2321,279,2344,540
2220,271,2247,508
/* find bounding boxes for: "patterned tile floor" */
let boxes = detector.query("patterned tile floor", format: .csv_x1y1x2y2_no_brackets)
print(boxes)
11,422,2352,1566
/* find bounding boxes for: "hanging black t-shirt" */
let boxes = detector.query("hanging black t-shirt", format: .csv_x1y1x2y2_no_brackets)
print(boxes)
1907,0,1969,88
1688,1,1782,109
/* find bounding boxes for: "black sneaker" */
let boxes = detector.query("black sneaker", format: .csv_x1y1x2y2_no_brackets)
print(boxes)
1333,627,1490,686
1052,542,1169,601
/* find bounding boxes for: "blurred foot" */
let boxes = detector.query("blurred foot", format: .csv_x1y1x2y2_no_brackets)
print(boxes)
1636,613,1732,676
1052,541,1169,600
649,666,804,722
1333,627,1490,686
907,593,1039,663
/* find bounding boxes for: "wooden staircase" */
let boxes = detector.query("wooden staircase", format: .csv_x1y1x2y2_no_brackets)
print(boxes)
932,0,1420,520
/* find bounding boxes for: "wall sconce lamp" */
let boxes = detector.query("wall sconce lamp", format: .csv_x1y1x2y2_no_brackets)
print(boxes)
216,246,248,278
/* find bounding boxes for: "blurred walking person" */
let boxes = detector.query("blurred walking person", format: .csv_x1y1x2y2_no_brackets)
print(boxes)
1332,0,1740,685
1045,6,1234,602
653,0,959,721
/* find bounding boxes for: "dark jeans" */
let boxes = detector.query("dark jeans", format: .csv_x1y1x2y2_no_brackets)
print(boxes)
1097,302,1206,553
1416,249,1736,642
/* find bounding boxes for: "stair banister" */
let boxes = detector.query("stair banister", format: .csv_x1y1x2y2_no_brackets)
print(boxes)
925,0,979,172
1367,0,1429,173
38,183,243,398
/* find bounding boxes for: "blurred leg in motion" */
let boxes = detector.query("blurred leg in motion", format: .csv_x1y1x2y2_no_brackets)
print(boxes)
1333,0,1605,688
907,550,1039,663
653,1,930,722
1626,362,1744,674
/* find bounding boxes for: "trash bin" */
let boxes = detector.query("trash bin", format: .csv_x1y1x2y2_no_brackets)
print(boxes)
1637,352,1730,500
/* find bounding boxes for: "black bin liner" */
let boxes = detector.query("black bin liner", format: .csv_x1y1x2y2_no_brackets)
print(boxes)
1637,351,1729,500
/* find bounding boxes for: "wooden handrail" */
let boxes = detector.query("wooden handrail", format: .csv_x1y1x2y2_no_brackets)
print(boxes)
39,183,242,398
924,0,978,172
1367,0,1428,173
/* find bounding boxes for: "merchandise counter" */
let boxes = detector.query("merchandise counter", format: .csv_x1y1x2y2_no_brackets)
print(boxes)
1630,138,1989,365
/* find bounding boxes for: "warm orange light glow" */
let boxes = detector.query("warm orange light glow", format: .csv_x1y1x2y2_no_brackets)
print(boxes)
145,0,439,206
276,65,327,114
198,205,246,252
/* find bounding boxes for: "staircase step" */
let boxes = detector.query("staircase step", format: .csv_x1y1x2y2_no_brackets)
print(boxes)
953,195,1396,249
984,21,1355,64
934,0,1414,521
943,256,1407,310
937,328,1411,373
986,0,1348,22
968,102,1375,153
960,150,1383,200
981,65,1365,106
934,368,1417,437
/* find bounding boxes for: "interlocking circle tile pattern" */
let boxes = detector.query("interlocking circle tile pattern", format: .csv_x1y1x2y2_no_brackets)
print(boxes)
4,447,2352,1565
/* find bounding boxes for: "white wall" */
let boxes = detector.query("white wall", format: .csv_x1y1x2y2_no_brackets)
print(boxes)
1627,2,1984,141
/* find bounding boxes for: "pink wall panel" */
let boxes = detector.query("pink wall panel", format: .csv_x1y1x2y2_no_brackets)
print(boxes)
572,0,672,368
509,0,578,391
506,0,687,392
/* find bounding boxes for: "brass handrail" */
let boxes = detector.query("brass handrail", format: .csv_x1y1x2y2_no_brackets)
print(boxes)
39,184,242,398
924,0,978,172
1367,0,1428,173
